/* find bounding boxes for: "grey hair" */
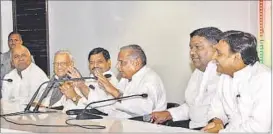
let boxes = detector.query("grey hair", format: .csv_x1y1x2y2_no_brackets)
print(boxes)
120,44,147,66
54,50,74,62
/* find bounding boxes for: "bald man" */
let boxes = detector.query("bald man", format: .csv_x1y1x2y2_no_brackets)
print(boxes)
1,45,48,104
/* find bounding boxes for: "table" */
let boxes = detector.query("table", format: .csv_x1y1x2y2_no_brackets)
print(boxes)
1,101,199,133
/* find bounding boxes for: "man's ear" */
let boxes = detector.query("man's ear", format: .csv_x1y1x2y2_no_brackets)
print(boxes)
233,52,245,65
135,58,142,67
107,59,111,67
71,61,74,67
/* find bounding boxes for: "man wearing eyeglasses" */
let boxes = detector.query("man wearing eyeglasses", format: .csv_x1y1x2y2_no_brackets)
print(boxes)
42,50,77,108
1,45,48,104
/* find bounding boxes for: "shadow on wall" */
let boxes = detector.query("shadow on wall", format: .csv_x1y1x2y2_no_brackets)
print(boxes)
190,62,195,72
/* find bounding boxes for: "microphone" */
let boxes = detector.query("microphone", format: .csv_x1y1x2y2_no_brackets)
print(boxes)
0,79,13,82
89,84,95,90
86,74,112,90
25,80,52,112
89,74,112,80
75,93,148,120
33,76,97,112
0,80,56,117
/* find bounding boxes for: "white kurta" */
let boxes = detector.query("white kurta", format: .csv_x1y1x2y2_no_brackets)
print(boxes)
168,61,220,128
208,62,271,133
1,63,49,104
110,66,167,118
51,71,118,112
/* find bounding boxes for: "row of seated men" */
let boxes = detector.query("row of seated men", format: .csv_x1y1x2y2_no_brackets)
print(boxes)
0,27,271,133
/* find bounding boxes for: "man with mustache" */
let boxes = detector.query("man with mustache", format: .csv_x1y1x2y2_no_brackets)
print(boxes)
53,48,118,112
0,32,36,99
1,31,35,79
1,45,48,104
150,27,222,130
202,31,271,133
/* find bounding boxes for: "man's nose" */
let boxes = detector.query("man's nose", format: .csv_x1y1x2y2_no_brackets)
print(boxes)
190,48,196,56
94,62,99,68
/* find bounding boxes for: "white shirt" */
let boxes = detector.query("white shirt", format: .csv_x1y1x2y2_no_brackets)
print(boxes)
168,61,219,128
208,62,271,133
109,65,167,118
1,63,49,104
51,71,118,112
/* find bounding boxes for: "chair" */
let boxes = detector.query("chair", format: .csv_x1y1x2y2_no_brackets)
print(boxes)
167,102,180,109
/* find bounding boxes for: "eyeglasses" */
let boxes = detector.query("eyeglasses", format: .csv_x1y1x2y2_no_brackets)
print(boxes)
53,62,69,67
13,54,28,60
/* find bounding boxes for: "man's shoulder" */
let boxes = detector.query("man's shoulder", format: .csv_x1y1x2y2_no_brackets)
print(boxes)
251,62,271,79
1,51,11,60
3,68,17,78
29,63,47,76
141,67,162,82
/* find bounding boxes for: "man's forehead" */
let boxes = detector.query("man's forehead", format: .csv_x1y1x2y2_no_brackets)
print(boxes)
90,53,105,60
55,53,71,61
12,47,28,54
9,34,21,39
120,49,133,56
190,36,211,46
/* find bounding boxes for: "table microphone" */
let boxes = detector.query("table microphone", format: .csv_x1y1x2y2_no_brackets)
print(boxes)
0,79,13,82
33,76,98,112
74,93,148,120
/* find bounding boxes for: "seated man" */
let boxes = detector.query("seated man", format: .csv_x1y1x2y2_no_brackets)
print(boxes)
57,48,118,113
1,32,35,99
42,50,79,108
95,44,167,118
150,27,222,130
1,45,48,104
202,31,271,133
1,31,35,79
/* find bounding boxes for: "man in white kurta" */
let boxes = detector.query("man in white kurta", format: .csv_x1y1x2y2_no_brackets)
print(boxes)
207,62,271,132
202,31,271,133
1,46,48,104
95,44,167,118
111,65,166,118
150,27,222,129
167,61,219,128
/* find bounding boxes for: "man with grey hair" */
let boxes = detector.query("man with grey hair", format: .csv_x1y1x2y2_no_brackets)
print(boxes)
95,44,167,118
42,50,79,108
1,45,48,104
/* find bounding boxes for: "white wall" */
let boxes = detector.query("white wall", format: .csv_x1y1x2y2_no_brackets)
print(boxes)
0,0,13,53
48,1,258,104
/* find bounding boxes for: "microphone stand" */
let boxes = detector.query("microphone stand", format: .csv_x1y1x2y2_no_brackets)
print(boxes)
0,80,56,117
33,77,97,112
76,93,148,120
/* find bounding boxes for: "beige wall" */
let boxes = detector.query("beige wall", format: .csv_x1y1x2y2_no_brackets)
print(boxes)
49,1,257,103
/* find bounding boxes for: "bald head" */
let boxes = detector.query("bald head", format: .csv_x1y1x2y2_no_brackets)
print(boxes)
12,45,32,72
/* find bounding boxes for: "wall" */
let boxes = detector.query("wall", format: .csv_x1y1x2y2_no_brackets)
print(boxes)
1,0,13,53
47,1,258,103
